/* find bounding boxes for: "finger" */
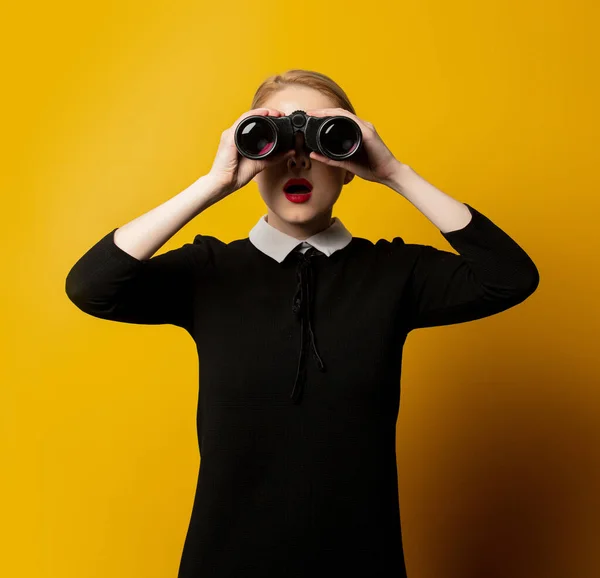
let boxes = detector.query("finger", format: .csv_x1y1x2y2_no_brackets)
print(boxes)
309,151,346,169
305,108,350,117
304,109,328,117
306,108,371,133
242,107,269,119
264,149,295,165
310,150,358,174
231,108,274,131
258,108,287,117
236,107,274,124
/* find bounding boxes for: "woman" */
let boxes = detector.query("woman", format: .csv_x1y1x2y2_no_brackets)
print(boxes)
65,69,539,578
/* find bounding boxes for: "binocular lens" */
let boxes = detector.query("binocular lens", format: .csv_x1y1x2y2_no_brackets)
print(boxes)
237,119,276,157
319,118,360,157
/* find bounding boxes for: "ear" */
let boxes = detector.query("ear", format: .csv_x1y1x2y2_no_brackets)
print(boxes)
343,170,355,185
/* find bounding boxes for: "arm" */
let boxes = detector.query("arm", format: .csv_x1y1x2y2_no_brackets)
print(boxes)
65,175,225,332
384,163,473,234
384,163,540,331
112,174,224,260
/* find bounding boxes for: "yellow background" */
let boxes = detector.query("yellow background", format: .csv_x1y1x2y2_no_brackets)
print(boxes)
2,1,599,577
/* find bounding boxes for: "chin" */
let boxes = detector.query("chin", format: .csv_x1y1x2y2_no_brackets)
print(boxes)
276,204,327,223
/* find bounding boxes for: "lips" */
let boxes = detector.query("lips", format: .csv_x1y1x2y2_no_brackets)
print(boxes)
283,178,313,193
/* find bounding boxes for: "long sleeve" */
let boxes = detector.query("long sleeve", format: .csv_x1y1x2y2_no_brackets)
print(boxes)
65,228,210,334
399,203,540,332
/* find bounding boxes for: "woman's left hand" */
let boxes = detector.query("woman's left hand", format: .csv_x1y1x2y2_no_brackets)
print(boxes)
304,108,402,185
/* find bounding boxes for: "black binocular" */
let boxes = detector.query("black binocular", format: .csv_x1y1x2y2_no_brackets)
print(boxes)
234,109,363,161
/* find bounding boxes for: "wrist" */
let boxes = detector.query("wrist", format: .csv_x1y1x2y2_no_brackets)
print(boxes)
382,162,413,194
183,174,229,215
199,173,233,198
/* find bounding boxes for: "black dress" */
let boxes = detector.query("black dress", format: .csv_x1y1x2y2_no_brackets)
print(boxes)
65,203,539,577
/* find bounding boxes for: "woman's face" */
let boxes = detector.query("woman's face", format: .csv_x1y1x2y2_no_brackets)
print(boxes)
252,85,354,240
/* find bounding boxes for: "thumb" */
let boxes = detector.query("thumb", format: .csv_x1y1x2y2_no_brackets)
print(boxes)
250,150,294,182
308,151,350,171
265,149,295,166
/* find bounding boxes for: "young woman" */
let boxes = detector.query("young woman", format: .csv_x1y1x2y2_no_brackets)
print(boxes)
66,69,539,578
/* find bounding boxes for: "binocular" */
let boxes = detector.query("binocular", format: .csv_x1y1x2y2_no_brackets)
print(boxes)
234,109,363,161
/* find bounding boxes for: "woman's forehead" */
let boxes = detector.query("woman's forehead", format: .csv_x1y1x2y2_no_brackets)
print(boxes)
262,87,337,115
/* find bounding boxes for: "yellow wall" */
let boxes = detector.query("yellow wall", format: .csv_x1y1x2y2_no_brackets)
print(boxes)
2,1,598,576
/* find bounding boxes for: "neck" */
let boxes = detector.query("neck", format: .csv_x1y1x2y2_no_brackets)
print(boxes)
266,210,333,240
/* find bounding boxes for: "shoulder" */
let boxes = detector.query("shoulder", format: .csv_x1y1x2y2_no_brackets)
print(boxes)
190,233,227,250
185,234,254,265
348,235,423,261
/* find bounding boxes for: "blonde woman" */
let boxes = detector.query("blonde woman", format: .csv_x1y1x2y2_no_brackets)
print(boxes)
66,69,539,578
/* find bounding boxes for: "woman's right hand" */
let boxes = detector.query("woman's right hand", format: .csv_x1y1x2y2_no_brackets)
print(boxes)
206,108,294,198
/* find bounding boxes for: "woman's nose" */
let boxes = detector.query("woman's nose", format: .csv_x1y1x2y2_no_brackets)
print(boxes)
287,132,311,169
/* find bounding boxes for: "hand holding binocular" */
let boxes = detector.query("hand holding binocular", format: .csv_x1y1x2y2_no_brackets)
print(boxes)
234,109,363,161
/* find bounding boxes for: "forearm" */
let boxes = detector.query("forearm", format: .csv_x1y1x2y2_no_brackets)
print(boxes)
113,174,224,261
384,162,473,234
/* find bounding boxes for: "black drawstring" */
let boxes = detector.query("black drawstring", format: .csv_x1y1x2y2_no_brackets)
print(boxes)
290,247,326,404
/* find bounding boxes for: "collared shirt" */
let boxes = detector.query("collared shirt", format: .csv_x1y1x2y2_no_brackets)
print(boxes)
248,214,353,262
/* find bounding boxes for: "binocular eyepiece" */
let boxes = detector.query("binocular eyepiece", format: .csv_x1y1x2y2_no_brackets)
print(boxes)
234,109,363,161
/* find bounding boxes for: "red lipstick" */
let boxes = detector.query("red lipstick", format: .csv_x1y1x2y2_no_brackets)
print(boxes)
283,178,313,204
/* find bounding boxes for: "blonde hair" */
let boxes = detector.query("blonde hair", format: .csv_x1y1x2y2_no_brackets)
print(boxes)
251,69,356,115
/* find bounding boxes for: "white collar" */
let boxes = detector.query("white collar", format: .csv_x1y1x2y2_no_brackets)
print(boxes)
249,214,353,263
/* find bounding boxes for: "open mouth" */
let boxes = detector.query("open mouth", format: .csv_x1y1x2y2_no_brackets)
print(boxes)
283,178,313,194
285,185,311,194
